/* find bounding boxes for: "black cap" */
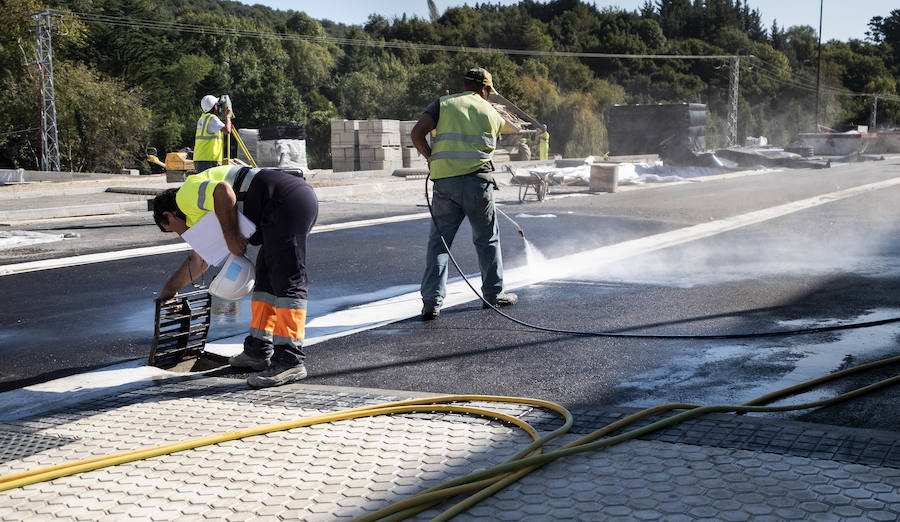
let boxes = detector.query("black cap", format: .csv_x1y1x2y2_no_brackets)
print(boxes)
464,67,497,93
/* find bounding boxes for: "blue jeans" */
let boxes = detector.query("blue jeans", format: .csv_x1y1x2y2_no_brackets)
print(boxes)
193,160,219,173
421,175,503,308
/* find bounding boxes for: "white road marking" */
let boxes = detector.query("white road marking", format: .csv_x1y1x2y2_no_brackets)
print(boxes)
0,212,432,276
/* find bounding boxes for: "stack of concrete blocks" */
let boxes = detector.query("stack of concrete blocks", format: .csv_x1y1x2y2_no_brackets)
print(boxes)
330,120,360,172
357,119,403,172
399,120,427,168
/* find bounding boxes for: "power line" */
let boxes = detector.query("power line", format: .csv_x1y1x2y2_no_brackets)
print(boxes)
67,11,745,61
747,57,900,103
68,9,900,104
0,127,40,138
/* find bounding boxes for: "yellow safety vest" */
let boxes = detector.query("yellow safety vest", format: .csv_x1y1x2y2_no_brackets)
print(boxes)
429,92,505,180
194,113,224,162
539,130,549,160
175,165,260,227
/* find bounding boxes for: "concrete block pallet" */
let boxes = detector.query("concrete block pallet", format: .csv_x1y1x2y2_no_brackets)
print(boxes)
331,120,361,172
331,119,406,173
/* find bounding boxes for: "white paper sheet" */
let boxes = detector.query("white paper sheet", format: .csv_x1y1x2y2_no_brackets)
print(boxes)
180,211,257,267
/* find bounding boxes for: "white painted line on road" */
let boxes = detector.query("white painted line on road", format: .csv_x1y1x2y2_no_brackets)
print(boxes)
0,243,191,276
0,212,433,277
311,212,431,233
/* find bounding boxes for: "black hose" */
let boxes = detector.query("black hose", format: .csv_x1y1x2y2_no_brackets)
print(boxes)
424,175,900,339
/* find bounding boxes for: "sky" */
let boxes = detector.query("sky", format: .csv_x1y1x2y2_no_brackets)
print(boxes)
243,1,896,43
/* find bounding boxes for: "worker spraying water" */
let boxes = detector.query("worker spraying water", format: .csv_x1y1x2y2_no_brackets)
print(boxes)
410,67,519,320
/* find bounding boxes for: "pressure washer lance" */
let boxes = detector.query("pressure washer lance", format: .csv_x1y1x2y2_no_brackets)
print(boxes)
496,207,525,238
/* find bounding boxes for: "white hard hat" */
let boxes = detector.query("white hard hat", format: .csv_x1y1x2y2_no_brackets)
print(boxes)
209,254,255,300
200,94,219,113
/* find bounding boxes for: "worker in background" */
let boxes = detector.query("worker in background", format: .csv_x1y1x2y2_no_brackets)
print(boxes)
410,67,518,320
152,165,318,388
193,95,232,173
539,124,550,161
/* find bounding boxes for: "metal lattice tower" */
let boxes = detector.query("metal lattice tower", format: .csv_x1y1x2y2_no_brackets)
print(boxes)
870,95,878,130
32,10,61,172
726,57,739,148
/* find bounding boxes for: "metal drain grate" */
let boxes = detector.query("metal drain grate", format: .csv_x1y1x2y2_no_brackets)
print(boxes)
149,289,212,368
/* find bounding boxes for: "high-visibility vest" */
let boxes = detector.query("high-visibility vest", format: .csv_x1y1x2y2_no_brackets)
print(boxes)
429,92,505,180
539,130,549,160
176,165,258,226
194,113,224,162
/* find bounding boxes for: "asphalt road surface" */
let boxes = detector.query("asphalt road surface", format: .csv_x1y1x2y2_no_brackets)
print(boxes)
3,160,900,434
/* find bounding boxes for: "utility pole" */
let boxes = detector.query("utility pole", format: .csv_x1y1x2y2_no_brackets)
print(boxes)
869,95,878,130
814,0,823,132
727,56,739,147
31,10,62,172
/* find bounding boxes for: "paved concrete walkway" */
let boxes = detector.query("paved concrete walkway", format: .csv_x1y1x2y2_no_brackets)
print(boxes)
1,374,899,520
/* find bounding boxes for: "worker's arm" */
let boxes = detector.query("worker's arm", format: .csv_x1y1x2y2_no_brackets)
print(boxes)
224,106,233,134
212,182,247,257
411,113,436,162
159,252,208,301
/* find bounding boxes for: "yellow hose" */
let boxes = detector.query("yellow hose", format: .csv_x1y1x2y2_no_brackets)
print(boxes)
361,357,900,521
0,395,571,492
1,356,898,521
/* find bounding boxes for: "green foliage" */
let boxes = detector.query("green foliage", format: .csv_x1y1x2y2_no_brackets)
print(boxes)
0,77,43,168
1,0,898,172
304,92,339,169
54,63,153,172
868,9,900,71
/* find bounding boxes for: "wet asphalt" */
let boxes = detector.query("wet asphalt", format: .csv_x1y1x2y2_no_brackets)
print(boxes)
2,161,900,433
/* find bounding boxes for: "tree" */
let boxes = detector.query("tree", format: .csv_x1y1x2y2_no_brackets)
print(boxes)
868,9,900,71
428,0,440,22
2,0,896,171
54,63,152,172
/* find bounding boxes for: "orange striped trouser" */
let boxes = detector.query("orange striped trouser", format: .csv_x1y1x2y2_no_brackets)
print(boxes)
248,291,307,350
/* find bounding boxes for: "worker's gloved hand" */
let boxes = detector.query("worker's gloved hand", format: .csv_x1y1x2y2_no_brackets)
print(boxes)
156,294,180,312
156,295,185,314
225,234,248,257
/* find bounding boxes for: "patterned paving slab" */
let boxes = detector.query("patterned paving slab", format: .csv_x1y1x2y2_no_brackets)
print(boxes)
1,377,899,520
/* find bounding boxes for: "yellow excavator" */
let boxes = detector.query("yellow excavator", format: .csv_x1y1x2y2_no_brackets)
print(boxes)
146,147,195,182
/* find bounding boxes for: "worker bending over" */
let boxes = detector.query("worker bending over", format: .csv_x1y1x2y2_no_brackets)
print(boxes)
153,166,318,387
411,67,518,320
193,95,232,173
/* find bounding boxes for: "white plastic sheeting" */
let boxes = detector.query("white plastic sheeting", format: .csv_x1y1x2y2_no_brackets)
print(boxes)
509,156,737,187
0,230,66,250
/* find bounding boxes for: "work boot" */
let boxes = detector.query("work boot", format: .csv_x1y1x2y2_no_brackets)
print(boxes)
228,351,270,371
247,364,308,388
421,304,440,321
483,292,518,309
